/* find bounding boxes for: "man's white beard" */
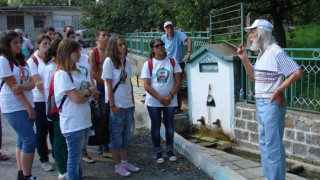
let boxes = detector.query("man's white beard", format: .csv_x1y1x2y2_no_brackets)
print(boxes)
250,38,261,51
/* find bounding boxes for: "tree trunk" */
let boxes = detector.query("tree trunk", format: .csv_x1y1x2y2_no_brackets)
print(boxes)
272,13,286,48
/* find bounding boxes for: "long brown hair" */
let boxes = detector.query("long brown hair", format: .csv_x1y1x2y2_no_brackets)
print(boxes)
56,39,81,73
106,34,127,69
44,38,62,64
0,30,26,66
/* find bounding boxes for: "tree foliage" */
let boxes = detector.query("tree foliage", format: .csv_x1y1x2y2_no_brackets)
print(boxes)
78,0,317,47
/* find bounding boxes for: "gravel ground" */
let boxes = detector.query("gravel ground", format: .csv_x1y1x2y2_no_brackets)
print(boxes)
125,129,212,180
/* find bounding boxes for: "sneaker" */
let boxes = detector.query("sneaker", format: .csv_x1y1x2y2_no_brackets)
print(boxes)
24,176,41,180
102,152,113,158
122,162,140,172
58,173,68,180
41,162,54,171
155,152,164,164
82,156,95,163
167,151,177,162
115,166,131,177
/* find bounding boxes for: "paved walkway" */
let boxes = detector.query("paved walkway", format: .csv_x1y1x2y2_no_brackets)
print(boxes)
132,78,307,180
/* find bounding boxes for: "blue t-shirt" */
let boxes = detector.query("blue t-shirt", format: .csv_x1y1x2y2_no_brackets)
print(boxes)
161,30,187,63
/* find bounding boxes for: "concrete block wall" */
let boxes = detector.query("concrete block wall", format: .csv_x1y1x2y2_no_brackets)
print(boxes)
234,102,320,165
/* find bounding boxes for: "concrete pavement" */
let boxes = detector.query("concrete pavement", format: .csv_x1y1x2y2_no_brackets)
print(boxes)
133,84,307,180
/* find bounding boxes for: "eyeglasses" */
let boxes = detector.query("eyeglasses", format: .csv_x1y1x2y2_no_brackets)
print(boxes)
77,40,84,45
153,43,165,48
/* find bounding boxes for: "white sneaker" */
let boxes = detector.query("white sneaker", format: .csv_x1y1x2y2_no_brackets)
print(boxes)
26,176,41,180
58,173,68,180
41,162,54,171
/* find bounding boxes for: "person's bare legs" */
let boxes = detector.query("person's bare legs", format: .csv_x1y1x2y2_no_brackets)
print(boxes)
120,149,127,161
15,148,22,171
21,152,35,176
110,149,120,165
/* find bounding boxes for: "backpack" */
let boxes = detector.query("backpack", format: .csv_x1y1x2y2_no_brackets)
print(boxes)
0,58,13,91
46,72,73,121
92,47,99,66
31,56,39,67
148,57,175,76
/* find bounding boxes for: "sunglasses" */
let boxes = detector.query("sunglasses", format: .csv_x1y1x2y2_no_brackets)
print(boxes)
153,43,165,48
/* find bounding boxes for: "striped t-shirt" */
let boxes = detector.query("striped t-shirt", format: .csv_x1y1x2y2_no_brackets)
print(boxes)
253,43,300,94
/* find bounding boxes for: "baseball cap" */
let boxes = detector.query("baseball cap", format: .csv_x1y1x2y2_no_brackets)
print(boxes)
164,21,173,28
14,29,23,34
244,19,273,33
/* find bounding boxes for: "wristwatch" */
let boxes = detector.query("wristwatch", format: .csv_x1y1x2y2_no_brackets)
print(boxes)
187,50,192,53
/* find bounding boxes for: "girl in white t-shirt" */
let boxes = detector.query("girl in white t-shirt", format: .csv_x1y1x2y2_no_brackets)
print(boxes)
27,34,55,171
43,38,69,179
140,38,182,164
0,30,40,180
101,34,139,177
54,39,96,180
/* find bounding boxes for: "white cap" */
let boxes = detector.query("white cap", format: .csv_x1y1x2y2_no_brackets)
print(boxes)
244,19,273,32
14,29,23,34
164,21,173,28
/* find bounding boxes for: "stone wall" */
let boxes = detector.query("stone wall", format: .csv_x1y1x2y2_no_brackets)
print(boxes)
127,53,148,74
234,102,320,165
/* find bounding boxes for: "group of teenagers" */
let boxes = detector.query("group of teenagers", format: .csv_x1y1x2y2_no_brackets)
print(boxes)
0,21,187,180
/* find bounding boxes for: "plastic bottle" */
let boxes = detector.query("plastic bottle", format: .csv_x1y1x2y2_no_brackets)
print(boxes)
239,88,244,102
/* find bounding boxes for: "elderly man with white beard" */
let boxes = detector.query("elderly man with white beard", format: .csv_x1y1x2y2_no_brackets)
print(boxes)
237,19,303,180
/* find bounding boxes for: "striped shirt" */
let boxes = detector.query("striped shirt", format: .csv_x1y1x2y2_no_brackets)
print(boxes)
253,44,300,94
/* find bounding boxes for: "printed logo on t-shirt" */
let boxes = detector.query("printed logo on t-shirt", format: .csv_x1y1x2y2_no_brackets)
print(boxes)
80,80,89,90
20,67,30,84
78,66,88,78
156,68,169,83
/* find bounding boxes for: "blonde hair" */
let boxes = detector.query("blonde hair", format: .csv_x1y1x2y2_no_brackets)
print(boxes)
56,38,81,73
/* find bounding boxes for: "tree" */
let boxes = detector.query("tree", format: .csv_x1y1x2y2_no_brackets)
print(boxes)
245,0,310,48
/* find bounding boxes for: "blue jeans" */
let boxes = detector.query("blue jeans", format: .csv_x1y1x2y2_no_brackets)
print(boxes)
63,128,88,180
97,83,110,152
4,110,37,153
34,102,54,162
256,98,286,180
147,106,175,153
109,107,133,150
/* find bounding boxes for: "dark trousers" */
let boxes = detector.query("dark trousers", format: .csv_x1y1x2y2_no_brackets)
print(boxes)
177,62,185,110
96,83,110,152
147,106,175,153
34,102,54,162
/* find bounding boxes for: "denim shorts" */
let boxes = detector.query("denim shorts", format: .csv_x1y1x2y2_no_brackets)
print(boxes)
109,107,133,150
3,110,37,153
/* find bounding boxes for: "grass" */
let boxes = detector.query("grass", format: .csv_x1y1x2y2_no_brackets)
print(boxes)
287,24,320,48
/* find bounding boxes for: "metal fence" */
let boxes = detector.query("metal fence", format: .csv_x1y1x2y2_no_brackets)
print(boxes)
242,48,320,113
125,31,210,57
209,3,244,46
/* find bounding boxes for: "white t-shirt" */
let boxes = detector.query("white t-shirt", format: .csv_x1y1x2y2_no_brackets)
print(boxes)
254,44,300,94
77,54,91,81
54,70,92,134
27,51,46,102
101,57,134,108
140,57,182,107
43,60,56,102
23,38,33,50
0,56,34,113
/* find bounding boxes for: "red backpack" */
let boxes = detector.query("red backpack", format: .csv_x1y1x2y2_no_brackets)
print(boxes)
148,57,175,76
31,56,39,67
46,72,73,121
92,47,99,66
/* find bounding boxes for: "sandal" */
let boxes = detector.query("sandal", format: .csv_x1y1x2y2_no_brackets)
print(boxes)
0,152,9,161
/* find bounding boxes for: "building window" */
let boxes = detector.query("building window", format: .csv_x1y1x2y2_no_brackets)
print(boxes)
34,16,46,28
7,16,24,30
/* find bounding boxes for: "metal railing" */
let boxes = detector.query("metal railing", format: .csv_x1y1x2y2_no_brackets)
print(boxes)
242,48,320,113
209,3,244,46
125,31,210,57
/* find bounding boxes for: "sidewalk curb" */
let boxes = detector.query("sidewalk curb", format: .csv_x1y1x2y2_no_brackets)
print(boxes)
160,128,246,180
